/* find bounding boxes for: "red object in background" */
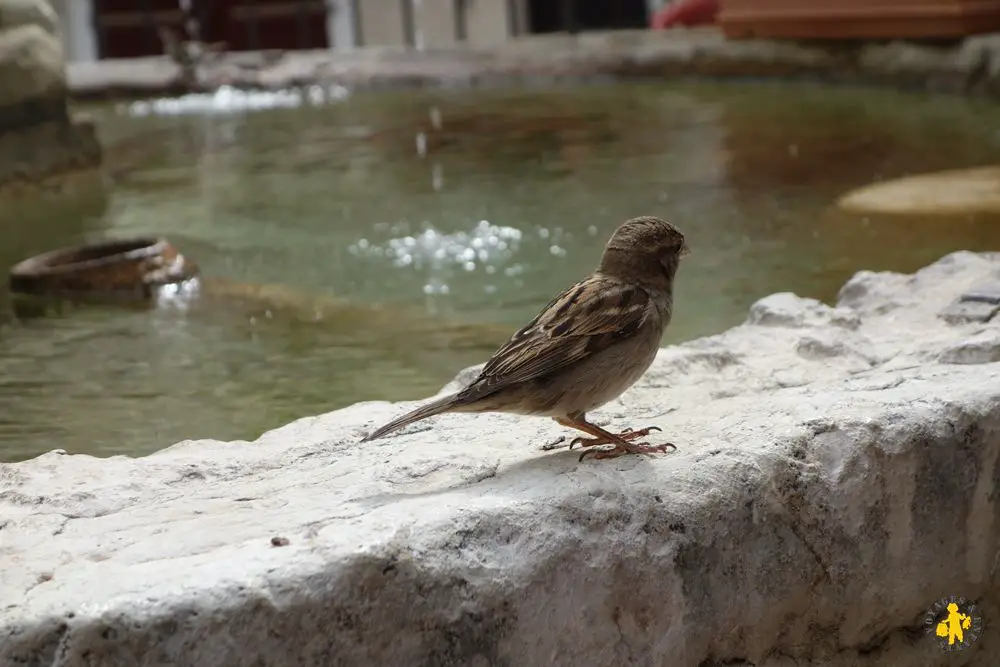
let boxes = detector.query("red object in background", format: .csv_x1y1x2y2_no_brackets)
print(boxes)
650,0,721,28
718,0,1000,39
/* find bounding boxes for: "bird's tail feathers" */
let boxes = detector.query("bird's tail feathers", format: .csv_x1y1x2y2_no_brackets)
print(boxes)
360,392,464,442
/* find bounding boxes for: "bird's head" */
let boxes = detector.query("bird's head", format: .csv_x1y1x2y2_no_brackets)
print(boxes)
598,216,689,292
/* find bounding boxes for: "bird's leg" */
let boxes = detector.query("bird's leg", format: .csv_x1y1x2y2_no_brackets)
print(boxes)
554,415,675,462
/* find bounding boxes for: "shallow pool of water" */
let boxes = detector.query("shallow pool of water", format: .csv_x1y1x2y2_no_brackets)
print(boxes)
2,80,1000,461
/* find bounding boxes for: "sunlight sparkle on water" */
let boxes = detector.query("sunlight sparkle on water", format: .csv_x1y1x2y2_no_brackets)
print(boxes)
123,84,350,117
152,278,201,310
349,220,525,295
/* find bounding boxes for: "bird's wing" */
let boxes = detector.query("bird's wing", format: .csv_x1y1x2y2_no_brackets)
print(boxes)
468,274,651,395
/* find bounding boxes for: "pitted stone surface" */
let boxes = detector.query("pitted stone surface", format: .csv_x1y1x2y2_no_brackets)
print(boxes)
962,280,1000,305
940,300,1000,325
939,330,1000,365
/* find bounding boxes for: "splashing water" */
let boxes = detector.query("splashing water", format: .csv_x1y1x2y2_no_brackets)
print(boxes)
349,220,525,295
123,84,351,117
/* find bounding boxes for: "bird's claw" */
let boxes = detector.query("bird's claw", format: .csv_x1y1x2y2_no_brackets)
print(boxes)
569,425,663,450
621,425,662,435
578,440,676,462
540,436,567,451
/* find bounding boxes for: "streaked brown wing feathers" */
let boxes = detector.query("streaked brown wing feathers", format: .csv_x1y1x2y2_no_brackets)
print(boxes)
470,276,650,393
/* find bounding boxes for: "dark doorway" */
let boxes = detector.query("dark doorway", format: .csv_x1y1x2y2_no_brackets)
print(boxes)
92,0,185,59
93,0,329,59
526,0,649,34
222,0,329,52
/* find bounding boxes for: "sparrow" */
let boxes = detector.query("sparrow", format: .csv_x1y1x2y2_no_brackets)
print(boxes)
361,216,689,461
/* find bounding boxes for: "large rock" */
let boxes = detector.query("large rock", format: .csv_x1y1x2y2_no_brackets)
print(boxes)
0,113,100,189
0,24,62,110
3,251,1000,666
0,0,101,194
0,0,55,35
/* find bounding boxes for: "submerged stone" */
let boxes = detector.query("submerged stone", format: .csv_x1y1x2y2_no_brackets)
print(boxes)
836,165,1000,216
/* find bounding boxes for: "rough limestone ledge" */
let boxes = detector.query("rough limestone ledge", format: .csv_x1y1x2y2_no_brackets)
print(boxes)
3,252,1000,667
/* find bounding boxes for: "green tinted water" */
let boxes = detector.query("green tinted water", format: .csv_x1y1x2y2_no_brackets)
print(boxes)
2,81,1000,461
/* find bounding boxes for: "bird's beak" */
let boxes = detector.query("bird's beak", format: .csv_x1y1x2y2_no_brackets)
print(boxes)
680,243,691,257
